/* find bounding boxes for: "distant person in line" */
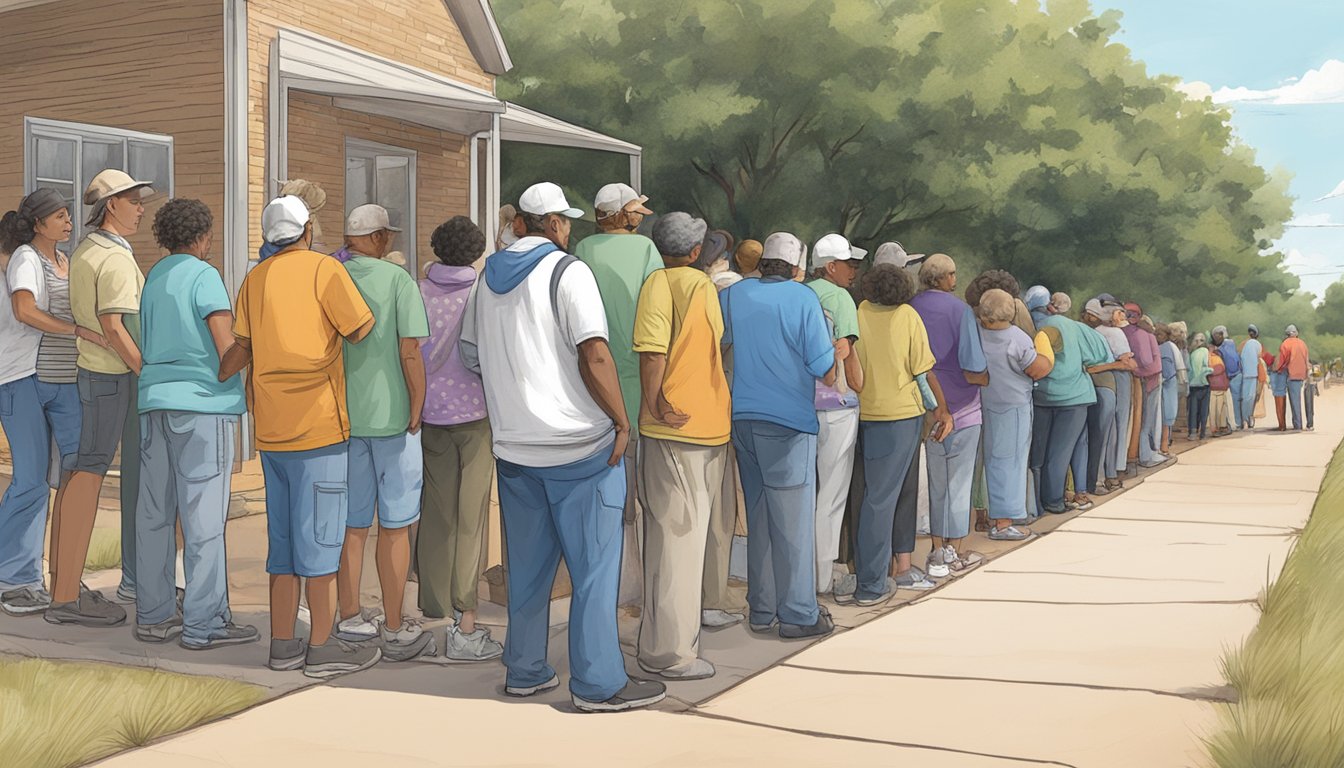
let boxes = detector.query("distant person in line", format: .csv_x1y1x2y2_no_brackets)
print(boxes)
1079,298,1131,497
733,238,763,278
1214,325,1244,431
633,212,732,680
1092,294,1134,483
258,179,328,261
1239,325,1264,430
1276,324,1310,431
1208,336,1232,437
1268,350,1289,431
1187,332,1212,440
134,199,256,649
220,195,382,678
1124,304,1167,465
1155,324,1186,454
494,204,518,251
461,182,665,712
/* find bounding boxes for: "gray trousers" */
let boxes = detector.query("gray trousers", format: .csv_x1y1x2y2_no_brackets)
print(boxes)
136,411,237,643
1112,374,1132,474
1139,382,1163,464
926,424,981,540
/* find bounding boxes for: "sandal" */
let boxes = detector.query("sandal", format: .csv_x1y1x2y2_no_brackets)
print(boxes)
974,508,990,533
1104,478,1123,492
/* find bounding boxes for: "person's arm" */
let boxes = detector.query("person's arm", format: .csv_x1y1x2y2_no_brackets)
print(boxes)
957,306,989,387
219,337,252,381
579,338,630,467
12,291,109,347
205,311,235,361
639,352,688,428
400,337,425,434
841,337,864,393
1025,353,1053,380
924,370,954,442
98,313,142,374
345,316,375,344
964,370,989,386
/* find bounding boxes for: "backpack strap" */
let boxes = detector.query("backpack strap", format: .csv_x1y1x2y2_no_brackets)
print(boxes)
549,253,579,326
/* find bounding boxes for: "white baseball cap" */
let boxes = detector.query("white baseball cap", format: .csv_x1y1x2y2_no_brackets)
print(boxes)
345,204,401,236
518,182,584,219
762,232,808,269
262,195,310,244
812,233,867,268
594,183,652,218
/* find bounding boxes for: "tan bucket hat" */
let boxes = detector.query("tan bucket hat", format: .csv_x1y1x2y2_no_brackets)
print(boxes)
83,169,154,207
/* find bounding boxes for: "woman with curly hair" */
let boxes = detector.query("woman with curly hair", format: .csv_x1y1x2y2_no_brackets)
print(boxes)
844,265,952,605
134,198,256,649
0,188,106,616
416,216,502,662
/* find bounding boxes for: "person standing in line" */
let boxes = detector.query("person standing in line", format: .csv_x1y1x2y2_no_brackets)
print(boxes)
573,183,661,606
1123,305,1167,466
219,196,382,677
46,170,153,626
1213,325,1245,431
719,232,839,636
1156,324,1183,454
1187,333,1213,440
1208,339,1232,436
1079,298,1132,497
1238,325,1263,430
910,254,987,576
133,199,257,649
330,205,435,663
733,239,763,278
1277,325,1310,431
417,216,503,662
0,189,107,616
1208,326,1236,436
1268,350,1288,431
632,212,732,680
977,289,1052,540
806,234,865,596
461,182,665,712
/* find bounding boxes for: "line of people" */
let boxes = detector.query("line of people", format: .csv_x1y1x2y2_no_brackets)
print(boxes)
0,172,1318,715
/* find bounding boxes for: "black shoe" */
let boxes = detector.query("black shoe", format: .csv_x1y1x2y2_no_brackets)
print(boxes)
572,678,667,713
780,606,836,639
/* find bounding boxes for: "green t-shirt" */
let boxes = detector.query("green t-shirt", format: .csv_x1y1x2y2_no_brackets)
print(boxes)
343,256,430,437
806,279,859,340
574,233,662,429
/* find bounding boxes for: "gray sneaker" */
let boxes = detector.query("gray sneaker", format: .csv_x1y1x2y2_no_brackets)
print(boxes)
379,619,436,662
572,678,667,713
444,624,503,662
779,606,836,639
855,580,897,607
268,637,308,671
748,618,779,633
1,586,52,616
335,610,382,642
505,674,560,697
988,525,1031,541
700,609,745,629
182,623,261,651
303,638,383,679
44,590,127,627
831,573,857,605
893,570,936,591
134,615,184,644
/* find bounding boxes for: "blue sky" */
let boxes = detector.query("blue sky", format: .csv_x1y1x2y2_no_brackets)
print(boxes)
1100,0,1344,300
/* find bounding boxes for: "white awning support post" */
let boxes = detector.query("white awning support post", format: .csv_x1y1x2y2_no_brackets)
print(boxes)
630,153,642,193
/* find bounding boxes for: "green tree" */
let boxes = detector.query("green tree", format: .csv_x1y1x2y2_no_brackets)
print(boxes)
495,0,1294,310
1314,281,1344,337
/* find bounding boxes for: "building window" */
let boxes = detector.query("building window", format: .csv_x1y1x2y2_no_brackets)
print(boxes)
24,117,174,242
346,138,416,271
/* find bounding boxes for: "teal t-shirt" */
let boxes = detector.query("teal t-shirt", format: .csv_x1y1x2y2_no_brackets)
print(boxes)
137,254,245,415
806,279,859,340
344,256,430,437
574,233,662,429
1033,315,1110,408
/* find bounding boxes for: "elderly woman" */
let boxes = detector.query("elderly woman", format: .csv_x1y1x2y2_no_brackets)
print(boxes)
849,265,952,603
1155,324,1184,454
1027,288,1111,515
1187,333,1212,440
910,254,987,575
1080,298,1133,493
0,189,106,616
977,289,1052,540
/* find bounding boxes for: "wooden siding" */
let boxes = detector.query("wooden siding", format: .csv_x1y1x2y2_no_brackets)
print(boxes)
0,0,225,273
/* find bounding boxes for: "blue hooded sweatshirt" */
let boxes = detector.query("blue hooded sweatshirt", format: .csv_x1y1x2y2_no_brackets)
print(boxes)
483,239,560,294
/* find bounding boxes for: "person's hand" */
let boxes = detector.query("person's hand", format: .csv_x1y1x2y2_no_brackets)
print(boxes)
833,339,849,362
654,393,690,429
408,411,423,435
609,424,631,467
75,326,112,349
931,408,954,443
1123,357,1138,371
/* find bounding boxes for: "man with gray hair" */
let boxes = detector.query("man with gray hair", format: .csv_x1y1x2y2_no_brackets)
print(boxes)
1212,325,1242,434
720,232,839,640
631,212,731,680
1239,325,1264,429
1276,324,1310,430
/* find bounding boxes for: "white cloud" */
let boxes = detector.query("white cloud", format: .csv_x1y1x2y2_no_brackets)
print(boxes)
1285,213,1344,228
1175,80,1214,101
1316,180,1344,202
1211,59,1344,105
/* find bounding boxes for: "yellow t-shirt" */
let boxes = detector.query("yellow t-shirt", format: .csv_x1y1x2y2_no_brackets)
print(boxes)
632,266,731,446
1034,330,1056,366
856,302,936,421
70,232,144,374
234,249,373,452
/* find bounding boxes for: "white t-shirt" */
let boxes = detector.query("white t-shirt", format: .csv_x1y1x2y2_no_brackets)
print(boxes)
461,237,614,467
1096,325,1131,359
0,245,48,386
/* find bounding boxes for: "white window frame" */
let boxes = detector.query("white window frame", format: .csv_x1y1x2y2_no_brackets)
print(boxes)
345,137,417,272
23,116,174,242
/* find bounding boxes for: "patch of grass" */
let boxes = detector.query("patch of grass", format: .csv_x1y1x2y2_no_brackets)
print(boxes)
1206,441,1344,767
84,527,121,571
0,655,265,768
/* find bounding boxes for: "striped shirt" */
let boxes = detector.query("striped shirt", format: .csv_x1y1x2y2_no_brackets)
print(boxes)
36,253,79,384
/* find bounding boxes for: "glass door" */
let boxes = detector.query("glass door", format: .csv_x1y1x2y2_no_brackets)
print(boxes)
345,139,416,271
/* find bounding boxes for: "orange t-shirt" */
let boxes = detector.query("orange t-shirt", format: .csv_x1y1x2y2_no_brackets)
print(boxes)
1278,337,1310,380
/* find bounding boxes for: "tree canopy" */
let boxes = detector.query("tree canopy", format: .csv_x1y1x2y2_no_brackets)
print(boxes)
495,0,1297,312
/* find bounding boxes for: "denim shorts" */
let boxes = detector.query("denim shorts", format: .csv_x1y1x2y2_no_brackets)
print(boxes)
261,442,349,577
64,369,132,476
347,431,424,530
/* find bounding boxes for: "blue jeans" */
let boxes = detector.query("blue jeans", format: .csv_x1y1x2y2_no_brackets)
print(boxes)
261,443,349,577
1237,375,1256,428
1069,427,1088,495
1287,379,1304,430
136,411,237,643
496,444,626,702
926,424,980,540
854,418,922,601
1187,386,1210,436
1163,377,1180,427
1112,374,1132,473
1030,404,1089,512
347,432,423,530
0,375,81,589
1088,387,1117,487
1230,373,1245,429
732,420,820,627
983,405,1031,521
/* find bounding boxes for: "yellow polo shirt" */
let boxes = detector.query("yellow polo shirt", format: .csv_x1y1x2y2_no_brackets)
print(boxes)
234,249,373,452
856,302,936,421
70,232,144,374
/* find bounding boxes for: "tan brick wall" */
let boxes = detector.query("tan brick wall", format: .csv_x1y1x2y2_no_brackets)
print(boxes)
247,0,493,262
286,92,470,273
0,0,225,273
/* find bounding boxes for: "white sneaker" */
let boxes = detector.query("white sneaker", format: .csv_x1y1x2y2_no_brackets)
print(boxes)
379,618,436,662
701,609,745,629
335,610,382,641
831,573,858,605
925,549,951,579
444,624,503,662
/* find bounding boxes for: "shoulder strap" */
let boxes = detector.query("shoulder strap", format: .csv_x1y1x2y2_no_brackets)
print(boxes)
549,252,578,325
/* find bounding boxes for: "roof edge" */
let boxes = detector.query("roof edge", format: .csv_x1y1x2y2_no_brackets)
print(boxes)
442,0,513,77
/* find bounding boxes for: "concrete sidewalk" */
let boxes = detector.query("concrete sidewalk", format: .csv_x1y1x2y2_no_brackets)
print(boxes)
87,393,1339,768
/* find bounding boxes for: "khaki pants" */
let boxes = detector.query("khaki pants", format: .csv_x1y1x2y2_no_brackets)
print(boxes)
637,436,726,672
1210,390,1232,432
703,441,742,612
418,420,493,615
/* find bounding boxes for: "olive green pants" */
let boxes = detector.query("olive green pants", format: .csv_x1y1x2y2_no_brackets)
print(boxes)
417,420,494,616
